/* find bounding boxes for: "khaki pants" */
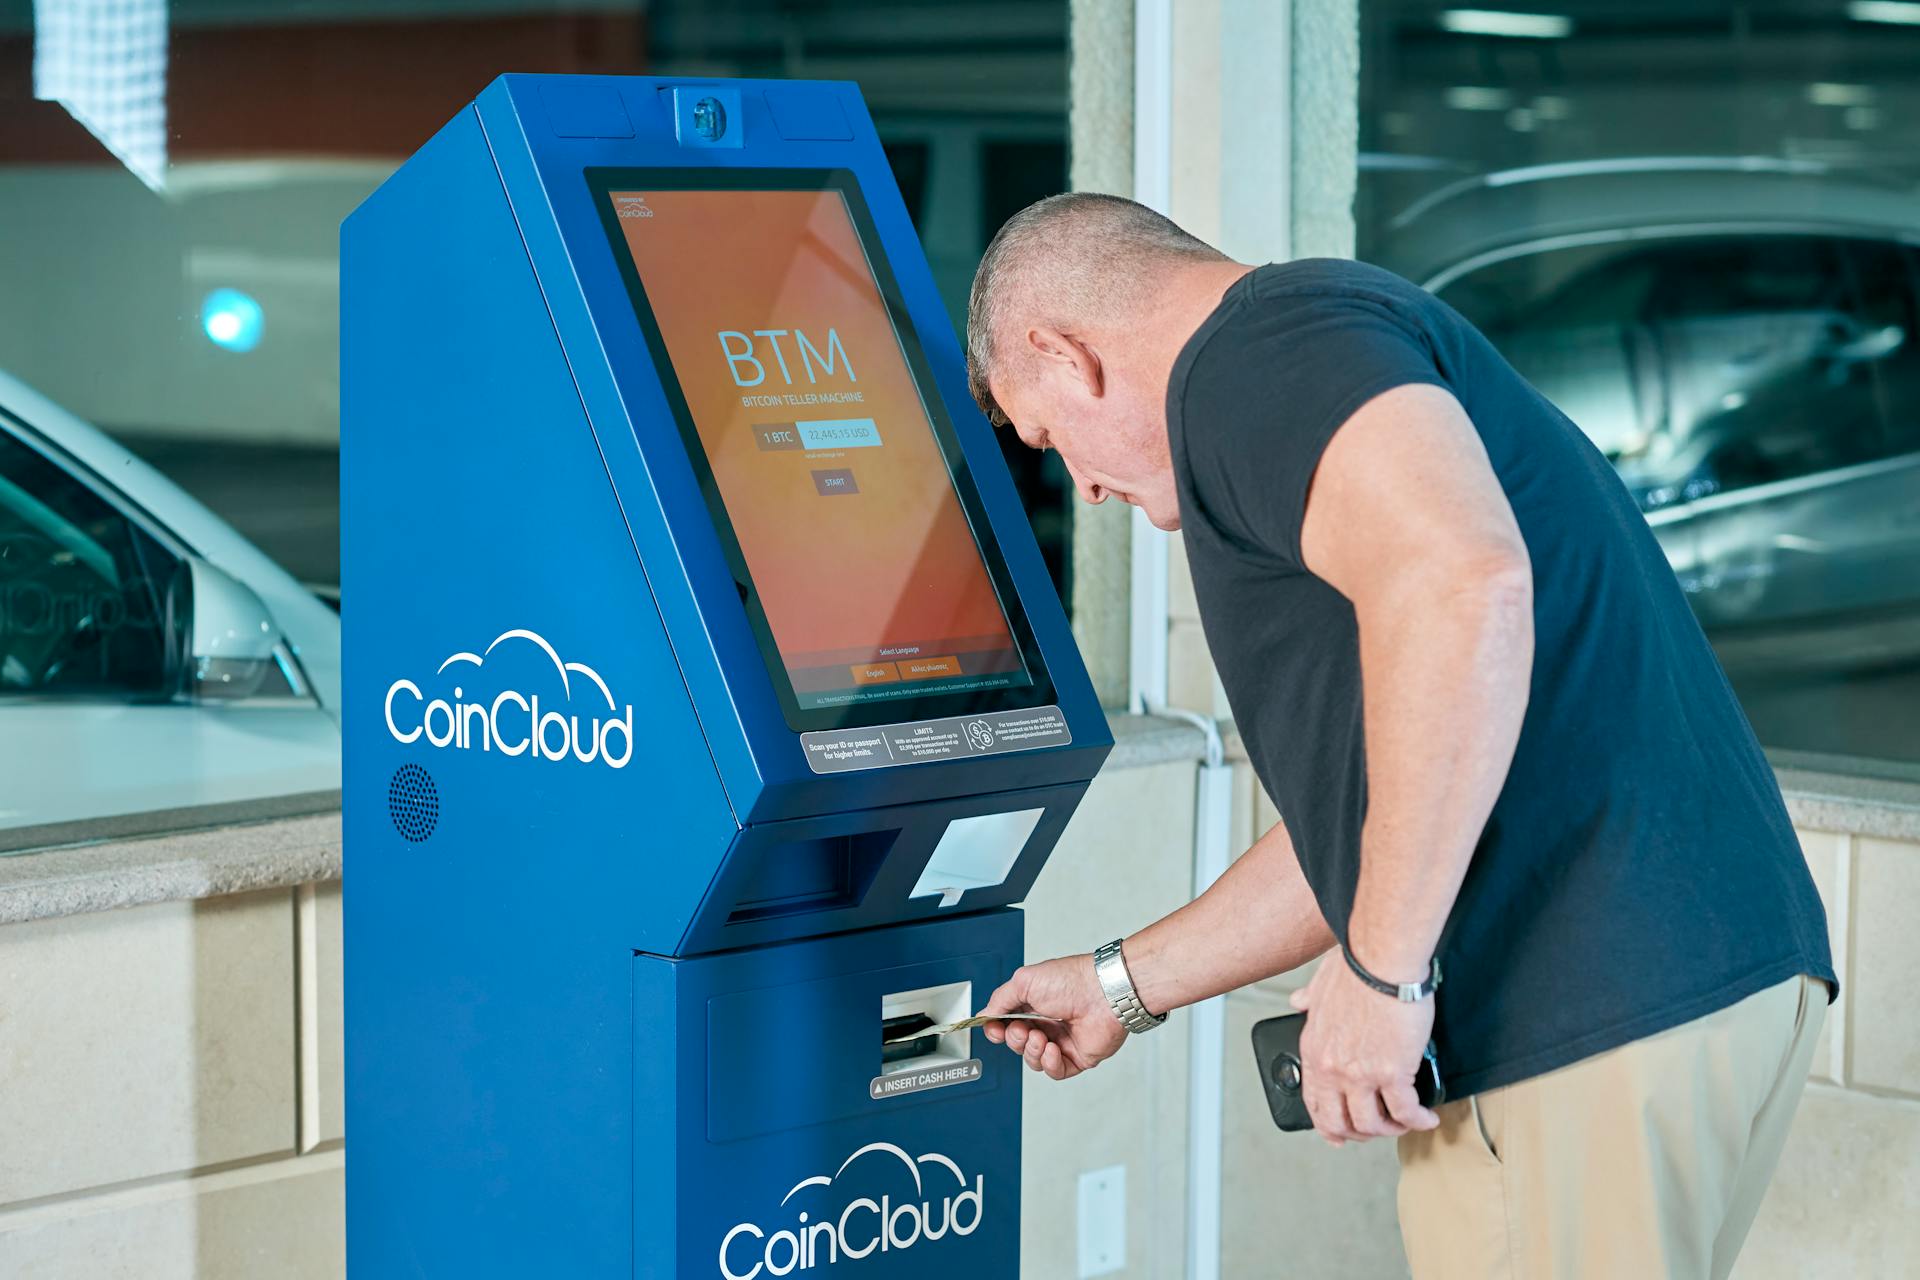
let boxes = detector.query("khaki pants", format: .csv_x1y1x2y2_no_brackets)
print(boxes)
1397,974,1825,1280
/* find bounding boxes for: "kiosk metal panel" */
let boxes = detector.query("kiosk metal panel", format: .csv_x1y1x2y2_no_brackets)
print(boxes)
344,74,1110,1279
471,75,1105,822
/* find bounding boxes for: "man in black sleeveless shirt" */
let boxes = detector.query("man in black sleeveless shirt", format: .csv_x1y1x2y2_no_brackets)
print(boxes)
971,194,1834,1279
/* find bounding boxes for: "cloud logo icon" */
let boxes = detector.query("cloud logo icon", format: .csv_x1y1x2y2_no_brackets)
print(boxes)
778,1142,969,1207
434,629,618,709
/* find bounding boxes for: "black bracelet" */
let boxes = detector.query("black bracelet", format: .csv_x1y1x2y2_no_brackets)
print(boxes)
1342,945,1442,1003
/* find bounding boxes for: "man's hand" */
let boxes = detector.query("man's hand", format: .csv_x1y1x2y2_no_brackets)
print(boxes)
1288,952,1441,1146
980,954,1127,1081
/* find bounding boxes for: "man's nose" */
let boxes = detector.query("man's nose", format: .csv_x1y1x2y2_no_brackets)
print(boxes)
1064,462,1106,505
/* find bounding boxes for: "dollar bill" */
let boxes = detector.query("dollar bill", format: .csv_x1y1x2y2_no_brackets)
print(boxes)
882,1012,1062,1044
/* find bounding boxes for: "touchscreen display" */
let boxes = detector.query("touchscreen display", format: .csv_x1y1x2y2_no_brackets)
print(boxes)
600,176,1034,713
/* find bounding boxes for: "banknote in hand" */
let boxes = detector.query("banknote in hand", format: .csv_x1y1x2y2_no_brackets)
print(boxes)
882,1012,1062,1045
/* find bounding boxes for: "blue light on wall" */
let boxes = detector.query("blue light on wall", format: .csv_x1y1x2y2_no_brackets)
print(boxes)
201,288,264,352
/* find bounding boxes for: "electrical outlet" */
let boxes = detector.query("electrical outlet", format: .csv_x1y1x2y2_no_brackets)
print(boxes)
1076,1164,1126,1278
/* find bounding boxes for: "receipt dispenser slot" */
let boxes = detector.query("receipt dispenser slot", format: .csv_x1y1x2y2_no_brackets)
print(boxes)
724,830,897,924
911,809,1045,907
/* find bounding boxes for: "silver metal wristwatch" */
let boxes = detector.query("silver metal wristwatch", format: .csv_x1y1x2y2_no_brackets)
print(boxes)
1093,938,1167,1034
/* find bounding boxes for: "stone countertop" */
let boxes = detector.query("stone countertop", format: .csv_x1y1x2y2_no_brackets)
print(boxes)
1,715,1914,927
0,810,342,927
0,715,1205,927
1776,766,1920,843
1106,708,1211,769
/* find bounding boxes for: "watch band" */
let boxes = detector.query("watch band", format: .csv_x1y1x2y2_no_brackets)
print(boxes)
1093,939,1167,1034
1342,945,1442,1003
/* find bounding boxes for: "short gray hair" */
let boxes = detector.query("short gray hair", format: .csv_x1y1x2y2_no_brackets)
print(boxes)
966,193,1225,427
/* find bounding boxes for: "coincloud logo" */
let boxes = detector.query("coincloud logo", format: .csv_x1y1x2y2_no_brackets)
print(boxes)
717,1142,984,1279
383,629,633,769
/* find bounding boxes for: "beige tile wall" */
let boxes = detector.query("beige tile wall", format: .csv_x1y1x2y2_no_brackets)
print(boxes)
0,888,336,1278
0,1157,344,1280
1221,986,1408,1280
1167,541,1219,721
1797,829,1847,1084
314,882,345,1147
0,891,296,1206
1201,822,1909,1280
0,761,1210,1280
1738,1085,1920,1278
1020,760,1201,1280
1845,836,1919,1095
0,811,1909,1279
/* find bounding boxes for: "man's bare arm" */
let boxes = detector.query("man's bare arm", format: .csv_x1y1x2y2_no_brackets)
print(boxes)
1300,381,1533,983
1124,816,1335,1016
980,813,1333,1082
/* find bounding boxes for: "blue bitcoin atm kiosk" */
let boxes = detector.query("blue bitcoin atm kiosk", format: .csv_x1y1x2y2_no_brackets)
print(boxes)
342,75,1109,1278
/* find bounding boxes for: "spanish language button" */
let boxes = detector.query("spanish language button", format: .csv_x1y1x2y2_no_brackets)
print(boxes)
899,655,961,680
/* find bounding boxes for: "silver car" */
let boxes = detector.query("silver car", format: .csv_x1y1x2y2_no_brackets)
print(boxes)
1378,158,1920,675
0,370,340,841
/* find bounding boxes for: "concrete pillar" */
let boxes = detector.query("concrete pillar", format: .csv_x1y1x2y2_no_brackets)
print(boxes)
1292,0,1361,260
1066,0,1138,709
1067,0,1357,713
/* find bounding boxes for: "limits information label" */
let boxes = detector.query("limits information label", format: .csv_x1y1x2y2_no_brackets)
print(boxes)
801,705,1072,775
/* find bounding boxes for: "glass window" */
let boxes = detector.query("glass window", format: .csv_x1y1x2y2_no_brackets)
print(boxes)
0,428,183,700
0,1,1067,833
1443,234,1917,508
0,0,1070,606
1363,1,1920,773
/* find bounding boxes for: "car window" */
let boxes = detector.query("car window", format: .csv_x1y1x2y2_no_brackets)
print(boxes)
1445,243,1662,334
1847,239,1920,462
1441,233,1917,509
0,427,185,699
1646,237,1840,315
1442,242,1667,463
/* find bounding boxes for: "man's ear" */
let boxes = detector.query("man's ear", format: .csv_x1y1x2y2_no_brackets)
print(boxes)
1026,326,1105,399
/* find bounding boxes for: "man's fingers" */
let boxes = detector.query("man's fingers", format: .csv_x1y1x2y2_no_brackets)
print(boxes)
983,972,1033,1046
1344,1086,1406,1140
1381,1080,1439,1132
1302,1079,1351,1146
982,973,1029,1018
1022,1026,1051,1069
1289,986,1311,1012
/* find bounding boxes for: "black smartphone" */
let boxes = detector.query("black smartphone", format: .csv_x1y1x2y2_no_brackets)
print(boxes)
1249,1011,1445,1133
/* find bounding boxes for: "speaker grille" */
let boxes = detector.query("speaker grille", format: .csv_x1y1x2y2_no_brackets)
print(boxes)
388,764,439,843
